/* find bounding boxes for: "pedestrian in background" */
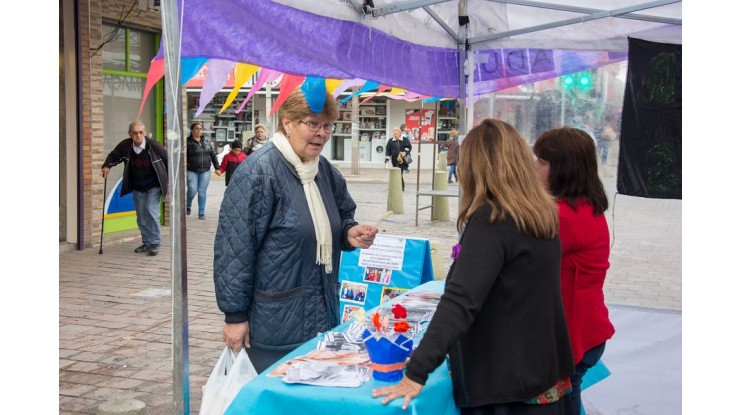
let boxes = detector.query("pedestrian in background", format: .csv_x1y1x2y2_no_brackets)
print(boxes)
400,123,413,142
385,127,412,191
446,129,459,184
216,139,247,186
214,89,378,373
373,119,574,414
186,121,220,219
245,123,270,155
101,120,168,256
534,127,615,415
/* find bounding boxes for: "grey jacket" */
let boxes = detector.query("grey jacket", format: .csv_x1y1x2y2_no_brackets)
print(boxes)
213,143,359,351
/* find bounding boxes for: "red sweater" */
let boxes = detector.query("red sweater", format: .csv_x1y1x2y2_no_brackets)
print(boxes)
558,199,615,364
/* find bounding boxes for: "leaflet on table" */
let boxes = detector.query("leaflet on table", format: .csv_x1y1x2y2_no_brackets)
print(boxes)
269,290,443,388
283,361,372,387
268,349,372,387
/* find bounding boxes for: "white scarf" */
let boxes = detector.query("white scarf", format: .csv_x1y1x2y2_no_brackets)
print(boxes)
272,132,333,273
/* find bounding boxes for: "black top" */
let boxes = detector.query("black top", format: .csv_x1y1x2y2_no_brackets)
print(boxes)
385,137,412,171
405,204,574,407
186,136,219,173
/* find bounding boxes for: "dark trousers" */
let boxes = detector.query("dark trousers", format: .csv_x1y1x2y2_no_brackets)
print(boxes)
569,342,606,415
391,160,408,191
461,397,575,415
245,346,295,374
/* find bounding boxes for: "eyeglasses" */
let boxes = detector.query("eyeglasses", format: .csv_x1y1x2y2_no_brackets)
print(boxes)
299,120,336,134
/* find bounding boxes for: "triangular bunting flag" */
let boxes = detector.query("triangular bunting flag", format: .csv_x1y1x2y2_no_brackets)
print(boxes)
220,63,260,113
325,79,343,95
137,59,164,118
270,73,306,117
340,80,380,104
238,68,282,113
195,59,236,117
181,57,208,86
333,79,366,99
359,84,392,104
301,77,327,114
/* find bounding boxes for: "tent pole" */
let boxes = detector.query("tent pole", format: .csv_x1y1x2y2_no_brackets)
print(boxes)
457,0,468,135
160,0,190,413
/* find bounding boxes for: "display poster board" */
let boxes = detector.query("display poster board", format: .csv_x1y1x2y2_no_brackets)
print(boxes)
404,109,437,141
337,235,434,323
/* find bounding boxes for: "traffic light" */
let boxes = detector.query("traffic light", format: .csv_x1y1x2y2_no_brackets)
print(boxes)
579,72,591,88
562,74,575,89
562,71,591,90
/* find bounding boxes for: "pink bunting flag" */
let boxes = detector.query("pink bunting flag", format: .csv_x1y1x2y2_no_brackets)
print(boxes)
237,68,282,113
137,58,164,118
270,73,306,117
195,59,236,118
359,84,392,104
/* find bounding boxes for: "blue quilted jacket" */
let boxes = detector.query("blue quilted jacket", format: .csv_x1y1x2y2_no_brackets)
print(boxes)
213,143,359,351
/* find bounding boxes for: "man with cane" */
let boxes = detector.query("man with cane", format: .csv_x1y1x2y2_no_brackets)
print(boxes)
101,120,168,256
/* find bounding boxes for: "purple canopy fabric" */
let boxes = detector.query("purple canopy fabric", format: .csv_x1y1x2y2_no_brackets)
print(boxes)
155,0,627,99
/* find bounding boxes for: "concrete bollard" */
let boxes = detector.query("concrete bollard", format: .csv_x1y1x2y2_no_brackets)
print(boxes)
431,171,449,221
437,151,448,172
97,399,146,415
429,240,446,280
387,167,404,214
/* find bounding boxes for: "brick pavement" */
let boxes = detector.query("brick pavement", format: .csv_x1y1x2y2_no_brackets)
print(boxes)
59,166,681,414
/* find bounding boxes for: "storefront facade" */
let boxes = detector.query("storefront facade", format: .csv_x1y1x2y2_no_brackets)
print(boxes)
59,0,163,251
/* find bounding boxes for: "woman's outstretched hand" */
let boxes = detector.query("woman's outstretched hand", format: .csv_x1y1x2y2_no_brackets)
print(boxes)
347,224,378,249
372,375,424,410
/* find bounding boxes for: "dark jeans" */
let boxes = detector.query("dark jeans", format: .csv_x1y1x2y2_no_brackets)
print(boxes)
448,164,457,182
245,346,295,374
569,342,606,415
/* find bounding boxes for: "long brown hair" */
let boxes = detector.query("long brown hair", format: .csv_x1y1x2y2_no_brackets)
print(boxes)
457,119,558,239
533,127,608,214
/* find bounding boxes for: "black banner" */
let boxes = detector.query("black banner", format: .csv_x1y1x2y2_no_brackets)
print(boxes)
617,38,682,199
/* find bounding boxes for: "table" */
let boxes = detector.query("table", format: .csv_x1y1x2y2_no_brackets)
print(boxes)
224,280,459,415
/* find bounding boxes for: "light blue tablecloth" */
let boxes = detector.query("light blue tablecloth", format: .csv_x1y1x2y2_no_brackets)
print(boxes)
224,280,609,414
224,281,457,415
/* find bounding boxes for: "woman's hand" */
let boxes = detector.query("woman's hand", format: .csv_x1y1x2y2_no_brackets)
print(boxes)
347,224,378,249
372,375,424,409
223,321,250,353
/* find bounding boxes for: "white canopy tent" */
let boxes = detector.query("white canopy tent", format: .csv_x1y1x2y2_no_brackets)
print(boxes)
153,1,682,412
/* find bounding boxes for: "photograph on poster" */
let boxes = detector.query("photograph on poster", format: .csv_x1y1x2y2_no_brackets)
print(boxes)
340,304,363,324
362,267,392,285
380,286,409,304
339,280,368,305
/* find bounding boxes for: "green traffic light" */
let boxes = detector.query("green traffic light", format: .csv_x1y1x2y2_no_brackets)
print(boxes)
579,74,591,86
563,75,574,88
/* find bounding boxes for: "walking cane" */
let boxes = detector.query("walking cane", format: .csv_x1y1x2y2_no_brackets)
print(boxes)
99,175,107,254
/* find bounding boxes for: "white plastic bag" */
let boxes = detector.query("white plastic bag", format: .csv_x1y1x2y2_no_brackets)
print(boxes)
200,347,258,415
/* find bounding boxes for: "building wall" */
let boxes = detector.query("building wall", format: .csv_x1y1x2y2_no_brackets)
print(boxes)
59,4,66,243
71,0,162,249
